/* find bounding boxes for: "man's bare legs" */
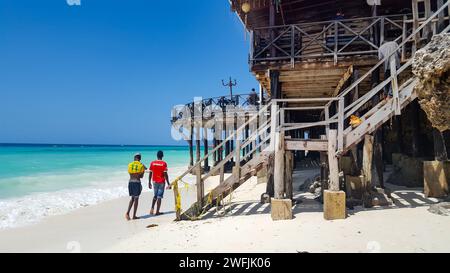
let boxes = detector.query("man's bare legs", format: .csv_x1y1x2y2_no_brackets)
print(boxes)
126,197,133,220
126,197,140,220
150,197,156,215
150,197,163,215
156,198,162,215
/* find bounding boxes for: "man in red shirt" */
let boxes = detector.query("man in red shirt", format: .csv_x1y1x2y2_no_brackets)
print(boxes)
149,150,171,216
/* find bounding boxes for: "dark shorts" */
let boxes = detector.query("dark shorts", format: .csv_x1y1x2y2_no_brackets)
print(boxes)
128,181,142,197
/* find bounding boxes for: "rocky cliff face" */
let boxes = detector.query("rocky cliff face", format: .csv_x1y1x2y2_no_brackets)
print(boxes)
412,33,450,132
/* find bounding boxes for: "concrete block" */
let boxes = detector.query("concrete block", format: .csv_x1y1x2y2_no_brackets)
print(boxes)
323,190,346,220
271,198,292,221
424,161,450,198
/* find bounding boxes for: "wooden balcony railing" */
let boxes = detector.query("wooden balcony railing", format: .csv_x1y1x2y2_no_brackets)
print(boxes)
250,14,412,67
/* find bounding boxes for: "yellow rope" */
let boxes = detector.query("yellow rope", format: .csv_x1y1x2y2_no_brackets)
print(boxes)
171,176,237,220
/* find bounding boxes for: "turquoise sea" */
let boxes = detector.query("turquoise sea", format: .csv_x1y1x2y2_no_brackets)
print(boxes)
0,144,190,229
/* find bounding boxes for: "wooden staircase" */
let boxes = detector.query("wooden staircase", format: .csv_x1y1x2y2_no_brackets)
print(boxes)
172,102,275,221
179,151,272,220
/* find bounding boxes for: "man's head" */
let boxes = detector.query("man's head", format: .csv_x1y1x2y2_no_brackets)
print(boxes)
134,153,142,161
157,150,164,160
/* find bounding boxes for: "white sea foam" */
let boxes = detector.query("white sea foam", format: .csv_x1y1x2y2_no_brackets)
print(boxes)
0,185,128,229
0,165,189,230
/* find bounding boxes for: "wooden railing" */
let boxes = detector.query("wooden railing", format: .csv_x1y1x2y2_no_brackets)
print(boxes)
171,93,267,123
250,14,410,66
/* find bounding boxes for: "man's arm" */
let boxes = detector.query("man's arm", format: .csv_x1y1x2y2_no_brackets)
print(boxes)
148,172,153,189
165,172,171,189
140,164,147,179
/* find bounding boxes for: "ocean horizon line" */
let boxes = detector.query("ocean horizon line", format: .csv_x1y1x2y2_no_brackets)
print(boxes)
0,143,188,148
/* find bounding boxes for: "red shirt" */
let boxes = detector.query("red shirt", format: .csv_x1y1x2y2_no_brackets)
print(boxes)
149,160,168,183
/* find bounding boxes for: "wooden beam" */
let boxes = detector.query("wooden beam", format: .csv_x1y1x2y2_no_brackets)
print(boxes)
285,139,328,151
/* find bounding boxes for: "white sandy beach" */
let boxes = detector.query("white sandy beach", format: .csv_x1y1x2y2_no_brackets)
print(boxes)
0,169,449,253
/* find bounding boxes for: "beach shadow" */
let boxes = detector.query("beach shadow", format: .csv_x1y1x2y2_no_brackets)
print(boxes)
139,210,176,220
196,167,442,221
200,193,324,220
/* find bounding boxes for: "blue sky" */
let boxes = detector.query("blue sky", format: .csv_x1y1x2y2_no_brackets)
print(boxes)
0,0,257,145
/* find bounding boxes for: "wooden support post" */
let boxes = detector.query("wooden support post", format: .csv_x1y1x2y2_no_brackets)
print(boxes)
320,135,329,193
328,130,339,191
324,130,346,220
224,127,230,161
412,0,420,51
203,127,209,172
373,135,384,189
195,164,203,213
234,129,241,180
212,137,217,167
284,151,294,200
433,128,449,161
402,15,407,62
437,0,445,31
362,135,374,188
229,127,234,164
251,127,256,160
188,125,194,167
195,126,201,164
270,103,278,151
274,132,285,199
362,135,374,207
271,131,292,221
350,69,360,172
338,97,344,152
218,138,223,162
371,92,384,189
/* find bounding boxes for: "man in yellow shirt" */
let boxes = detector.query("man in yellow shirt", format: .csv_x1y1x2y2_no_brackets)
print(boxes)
125,153,147,220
